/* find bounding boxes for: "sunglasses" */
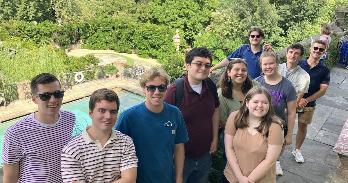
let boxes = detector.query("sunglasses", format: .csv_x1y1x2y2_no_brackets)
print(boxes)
37,90,65,101
145,85,167,92
250,35,261,39
191,62,213,69
313,46,325,53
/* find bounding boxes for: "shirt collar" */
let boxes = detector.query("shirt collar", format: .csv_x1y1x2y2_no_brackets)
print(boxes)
82,126,117,144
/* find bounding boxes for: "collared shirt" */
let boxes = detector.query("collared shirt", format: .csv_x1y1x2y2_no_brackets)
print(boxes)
227,44,262,79
61,128,138,183
165,76,219,159
299,59,330,107
278,63,310,94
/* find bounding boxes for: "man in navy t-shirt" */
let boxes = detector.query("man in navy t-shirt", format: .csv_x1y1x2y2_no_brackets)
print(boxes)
292,40,330,163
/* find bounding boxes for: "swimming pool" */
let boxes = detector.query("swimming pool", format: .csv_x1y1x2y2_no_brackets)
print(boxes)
0,91,144,165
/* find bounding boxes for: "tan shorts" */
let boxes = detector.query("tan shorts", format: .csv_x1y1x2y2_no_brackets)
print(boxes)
298,107,315,124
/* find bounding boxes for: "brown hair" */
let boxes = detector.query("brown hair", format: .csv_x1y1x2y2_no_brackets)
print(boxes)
139,67,170,88
218,59,253,99
89,88,120,112
248,27,265,38
321,24,331,35
234,86,282,137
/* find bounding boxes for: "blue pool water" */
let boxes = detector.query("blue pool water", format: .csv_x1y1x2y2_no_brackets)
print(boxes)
0,91,144,165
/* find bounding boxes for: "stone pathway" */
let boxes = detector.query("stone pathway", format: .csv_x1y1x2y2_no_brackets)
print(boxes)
277,67,348,183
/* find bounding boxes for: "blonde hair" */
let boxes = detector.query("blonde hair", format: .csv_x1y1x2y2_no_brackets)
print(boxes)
139,67,170,88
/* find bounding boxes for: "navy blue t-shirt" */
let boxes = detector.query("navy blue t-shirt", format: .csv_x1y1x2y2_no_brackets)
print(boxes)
299,60,330,107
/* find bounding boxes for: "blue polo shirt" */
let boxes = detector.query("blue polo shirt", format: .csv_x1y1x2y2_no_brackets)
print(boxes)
227,44,262,79
116,102,188,183
299,59,330,107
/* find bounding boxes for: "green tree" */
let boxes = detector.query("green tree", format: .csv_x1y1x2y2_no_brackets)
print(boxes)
136,0,219,46
0,0,55,22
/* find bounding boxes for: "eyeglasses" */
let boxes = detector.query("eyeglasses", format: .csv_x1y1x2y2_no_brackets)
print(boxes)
145,85,167,92
190,62,213,69
313,46,325,53
37,90,65,101
250,35,261,39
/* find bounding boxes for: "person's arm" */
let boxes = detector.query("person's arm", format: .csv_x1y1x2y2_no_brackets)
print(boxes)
285,100,296,145
210,58,230,72
3,163,19,183
174,143,185,183
113,168,137,183
247,144,282,182
224,112,253,183
296,92,305,107
210,107,219,154
299,84,329,108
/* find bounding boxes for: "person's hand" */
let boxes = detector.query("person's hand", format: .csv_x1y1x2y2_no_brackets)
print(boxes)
298,98,308,108
284,134,292,145
237,175,255,183
209,66,215,73
263,43,272,52
209,138,218,154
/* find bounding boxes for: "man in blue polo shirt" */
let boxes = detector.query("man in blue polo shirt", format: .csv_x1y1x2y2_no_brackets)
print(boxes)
116,67,188,183
293,40,330,163
210,27,271,79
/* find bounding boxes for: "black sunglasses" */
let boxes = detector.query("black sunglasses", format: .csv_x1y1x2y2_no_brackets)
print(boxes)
145,85,167,92
250,35,261,39
37,90,65,101
313,46,325,53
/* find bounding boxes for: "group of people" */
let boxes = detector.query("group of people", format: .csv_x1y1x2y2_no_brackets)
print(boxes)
2,26,332,183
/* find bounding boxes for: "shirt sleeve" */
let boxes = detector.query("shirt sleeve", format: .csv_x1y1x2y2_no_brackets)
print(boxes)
120,136,138,171
2,128,22,164
164,83,176,105
321,69,330,85
175,109,189,144
224,112,237,136
61,146,86,182
115,112,130,136
218,91,229,125
299,72,310,93
286,81,297,102
227,45,244,61
268,122,284,145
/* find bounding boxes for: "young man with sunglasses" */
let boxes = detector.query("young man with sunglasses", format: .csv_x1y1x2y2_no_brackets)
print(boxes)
294,40,330,163
2,73,77,183
165,47,220,183
116,67,188,183
61,88,138,182
210,27,272,79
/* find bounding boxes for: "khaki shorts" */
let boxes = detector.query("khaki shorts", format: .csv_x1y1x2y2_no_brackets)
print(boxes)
298,107,315,124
